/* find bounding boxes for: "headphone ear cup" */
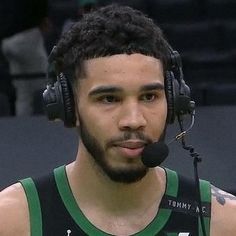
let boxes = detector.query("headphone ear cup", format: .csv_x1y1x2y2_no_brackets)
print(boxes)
58,73,76,127
43,83,61,122
165,70,195,123
165,70,176,124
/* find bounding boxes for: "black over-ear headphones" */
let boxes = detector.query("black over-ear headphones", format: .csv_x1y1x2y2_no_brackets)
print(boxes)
43,46,195,127
43,46,76,127
165,47,195,123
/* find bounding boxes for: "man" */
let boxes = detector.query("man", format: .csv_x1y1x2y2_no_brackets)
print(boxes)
0,4,236,236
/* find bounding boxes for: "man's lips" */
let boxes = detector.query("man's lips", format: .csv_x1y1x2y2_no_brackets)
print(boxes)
113,140,147,148
112,140,147,158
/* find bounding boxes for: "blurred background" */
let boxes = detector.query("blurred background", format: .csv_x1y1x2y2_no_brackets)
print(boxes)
0,0,235,194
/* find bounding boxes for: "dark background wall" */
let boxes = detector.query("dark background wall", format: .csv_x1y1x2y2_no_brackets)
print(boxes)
0,106,235,194
1,0,236,115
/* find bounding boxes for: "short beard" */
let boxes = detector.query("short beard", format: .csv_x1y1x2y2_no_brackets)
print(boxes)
77,119,151,183
77,113,167,184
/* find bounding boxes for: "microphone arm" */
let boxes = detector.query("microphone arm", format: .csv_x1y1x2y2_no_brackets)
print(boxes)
167,109,195,145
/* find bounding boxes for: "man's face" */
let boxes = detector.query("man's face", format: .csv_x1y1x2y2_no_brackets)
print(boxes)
76,54,167,183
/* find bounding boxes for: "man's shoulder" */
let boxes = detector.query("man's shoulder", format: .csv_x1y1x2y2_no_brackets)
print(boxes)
0,183,29,236
211,185,236,236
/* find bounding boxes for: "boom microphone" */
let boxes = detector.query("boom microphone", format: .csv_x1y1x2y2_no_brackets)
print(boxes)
141,142,169,168
141,131,186,168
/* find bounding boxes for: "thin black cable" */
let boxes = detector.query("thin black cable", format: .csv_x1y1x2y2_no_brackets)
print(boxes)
177,115,207,236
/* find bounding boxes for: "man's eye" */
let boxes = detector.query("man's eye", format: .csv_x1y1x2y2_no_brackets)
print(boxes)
140,93,157,102
99,95,120,104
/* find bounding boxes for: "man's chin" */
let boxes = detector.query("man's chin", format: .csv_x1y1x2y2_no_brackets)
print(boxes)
101,165,148,184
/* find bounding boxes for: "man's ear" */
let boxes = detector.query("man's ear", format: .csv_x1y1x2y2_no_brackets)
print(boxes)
73,88,80,127
76,117,80,127
74,105,80,127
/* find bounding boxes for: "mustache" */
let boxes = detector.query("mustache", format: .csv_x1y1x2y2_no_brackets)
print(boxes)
107,131,152,147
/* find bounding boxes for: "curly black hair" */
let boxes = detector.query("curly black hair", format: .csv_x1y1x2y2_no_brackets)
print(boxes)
54,4,171,82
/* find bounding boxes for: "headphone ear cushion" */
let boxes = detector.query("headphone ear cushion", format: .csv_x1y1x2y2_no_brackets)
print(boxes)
58,73,76,127
165,71,175,124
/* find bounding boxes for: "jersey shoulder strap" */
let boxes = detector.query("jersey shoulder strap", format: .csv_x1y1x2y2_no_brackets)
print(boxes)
19,178,42,236
161,168,211,236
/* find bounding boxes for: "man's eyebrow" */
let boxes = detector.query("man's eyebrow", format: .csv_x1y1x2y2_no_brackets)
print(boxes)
140,83,165,92
88,82,165,96
88,86,123,96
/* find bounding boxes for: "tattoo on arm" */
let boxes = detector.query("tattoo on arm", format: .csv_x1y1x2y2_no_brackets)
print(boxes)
212,185,236,205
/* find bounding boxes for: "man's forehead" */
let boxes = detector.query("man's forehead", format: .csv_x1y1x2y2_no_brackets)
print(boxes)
75,53,165,96
84,53,160,65
81,53,163,76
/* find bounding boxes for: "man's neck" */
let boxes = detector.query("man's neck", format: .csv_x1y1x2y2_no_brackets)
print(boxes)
66,150,166,214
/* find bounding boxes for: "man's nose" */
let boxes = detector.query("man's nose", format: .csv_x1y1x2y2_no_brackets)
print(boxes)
118,101,147,131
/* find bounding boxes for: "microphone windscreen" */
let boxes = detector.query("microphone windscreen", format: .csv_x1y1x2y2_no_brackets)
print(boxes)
141,142,169,168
